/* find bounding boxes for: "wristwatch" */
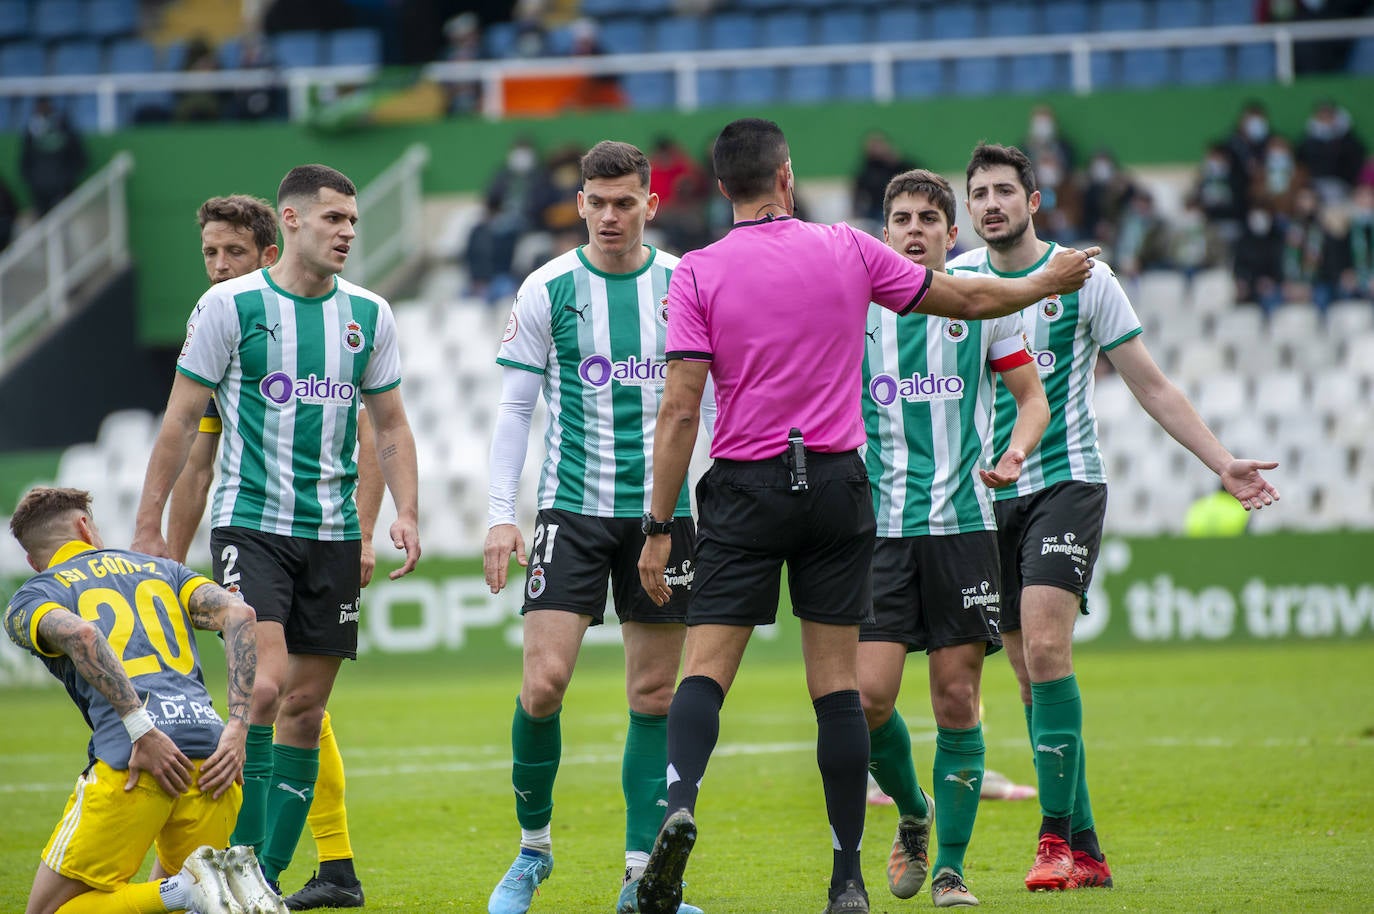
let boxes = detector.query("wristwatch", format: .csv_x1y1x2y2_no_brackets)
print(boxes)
640,512,674,535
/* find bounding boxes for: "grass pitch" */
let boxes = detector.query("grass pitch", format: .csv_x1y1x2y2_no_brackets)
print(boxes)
2,635,1371,913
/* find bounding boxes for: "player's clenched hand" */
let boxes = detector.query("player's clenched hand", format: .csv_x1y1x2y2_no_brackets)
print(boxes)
388,518,421,580
637,535,673,607
360,540,376,588
130,528,171,559
127,728,194,797
1043,245,1101,295
198,719,247,799
980,448,1027,489
1221,458,1281,511
484,524,526,595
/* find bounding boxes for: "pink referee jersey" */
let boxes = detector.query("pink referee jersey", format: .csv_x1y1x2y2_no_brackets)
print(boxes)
666,216,932,461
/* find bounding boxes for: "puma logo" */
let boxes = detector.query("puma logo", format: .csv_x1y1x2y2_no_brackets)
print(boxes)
275,782,309,801
1036,743,1070,758
865,325,878,342
944,773,978,791
255,322,280,341
513,786,532,802
563,303,589,322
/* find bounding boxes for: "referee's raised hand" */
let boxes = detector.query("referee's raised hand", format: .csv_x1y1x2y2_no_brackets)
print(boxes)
1043,245,1101,295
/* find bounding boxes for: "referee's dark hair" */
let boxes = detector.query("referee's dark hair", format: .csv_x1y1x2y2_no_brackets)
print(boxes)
713,118,789,202
581,140,651,189
277,164,357,209
966,142,1038,198
883,169,957,228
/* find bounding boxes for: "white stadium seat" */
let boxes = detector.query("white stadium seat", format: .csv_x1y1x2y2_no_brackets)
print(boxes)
1252,372,1306,419
1267,302,1321,341
1326,300,1374,340
1195,374,1249,426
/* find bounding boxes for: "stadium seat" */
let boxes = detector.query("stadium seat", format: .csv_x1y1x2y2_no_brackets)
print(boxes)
785,64,832,103
484,21,517,58
271,31,325,68
736,0,787,8
1326,300,1374,338
652,17,703,52
33,0,84,41
758,11,812,48
1155,0,1205,29
0,0,30,41
0,41,46,77
707,13,759,50
874,8,923,43
1042,0,1091,35
1090,49,1114,87
581,0,643,15
1253,372,1306,418
815,9,869,45
1268,302,1321,341
730,66,782,105
1177,45,1230,85
326,29,382,66
1120,48,1173,87
1195,374,1249,425
836,62,873,99
951,56,1001,96
1093,0,1149,31
622,71,674,110
51,41,104,76
85,0,140,40
1235,43,1276,82
1007,52,1070,92
893,59,944,98
1209,0,1254,25
696,68,730,107
1349,37,1374,75
107,37,157,73
216,36,243,69
930,7,978,41
597,18,649,54
984,1,1039,37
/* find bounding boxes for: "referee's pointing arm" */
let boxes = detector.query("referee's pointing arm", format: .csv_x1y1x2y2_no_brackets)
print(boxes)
916,244,1100,321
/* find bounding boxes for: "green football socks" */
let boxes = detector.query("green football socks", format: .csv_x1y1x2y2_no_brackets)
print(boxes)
868,710,929,819
1030,675,1083,822
623,710,668,856
511,696,562,832
229,724,275,851
931,723,985,877
261,743,319,882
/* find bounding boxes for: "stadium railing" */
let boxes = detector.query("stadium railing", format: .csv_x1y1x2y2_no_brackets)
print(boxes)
0,150,133,371
0,17,1371,131
342,142,430,291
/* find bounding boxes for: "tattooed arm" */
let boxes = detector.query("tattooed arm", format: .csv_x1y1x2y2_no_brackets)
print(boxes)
187,582,257,798
34,609,193,796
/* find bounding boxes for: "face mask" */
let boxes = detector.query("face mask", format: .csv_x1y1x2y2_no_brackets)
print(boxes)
508,147,537,173
1090,160,1114,183
1248,211,1272,234
1307,119,1335,141
1204,158,1228,178
1030,117,1055,142
1243,116,1268,142
1039,163,1062,186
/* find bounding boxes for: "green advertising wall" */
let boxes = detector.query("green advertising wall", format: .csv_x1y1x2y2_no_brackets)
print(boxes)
0,74,1367,347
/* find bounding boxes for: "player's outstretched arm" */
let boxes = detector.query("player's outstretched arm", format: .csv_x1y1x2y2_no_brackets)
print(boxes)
167,430,220,563
187,581,257,798
35,609,193,796
919,246,1101,321
639,359,708,607
355,407,384,587
981,361,1049,489
133,374,215,557
362,387,421,579
1107,336,1280,510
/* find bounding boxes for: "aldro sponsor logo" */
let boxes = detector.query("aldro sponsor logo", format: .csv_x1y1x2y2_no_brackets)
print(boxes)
578,354,667,388
868,371,965,407
260,371,356,407
961,579,1000,610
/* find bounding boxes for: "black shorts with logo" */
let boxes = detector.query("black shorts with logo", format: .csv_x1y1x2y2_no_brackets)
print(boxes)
689,450,875,628
210,526,362,658
993,480,1108,632
863,531,1003,655
520,508,696,624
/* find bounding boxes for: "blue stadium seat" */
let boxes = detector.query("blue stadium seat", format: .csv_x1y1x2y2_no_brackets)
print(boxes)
1090,49,1114,86
874,8,923,42
984,1,1040,37
107,37,157,73
33,0,84,41
1119,47,1172,86
217,36,243,69
51,40,104,75
930,8,978,41
652,17,703,52
545,25,574,57
271,31,324,68
1209,0,1254,25
951,57,1001,96
696,68,730,107
893,59,944,98
622,71,674,110
731,66,781,105
1177,45,1230,84
1007,52,1070,93
707,13,759,50
0,0,30,41
597,18,649,54
736,0,786,9
0,41,46,77
58,94,100,132
1156,0,1205,29
1351,37,1374,74
326,29,382,66
484,21,517,58
581,0,645,15
1235,42,1276,81
837,62,872,99
1042,0,1090,34
785,64,832,103
759,11,812,48
815,9,869,45
1094,0,1149,31
85,0,140,40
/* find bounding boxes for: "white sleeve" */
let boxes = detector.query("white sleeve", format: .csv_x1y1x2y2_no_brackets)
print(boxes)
487,366,543,528
1086,261,1143,350
177,287,236,386
361,297,402,392
700,373,717,440
496,277,552,373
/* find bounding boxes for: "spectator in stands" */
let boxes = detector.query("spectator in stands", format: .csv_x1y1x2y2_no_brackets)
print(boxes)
175,37,225,123
1280,187,1329,309
443,12,485,115
0,171,16,253
512,0,550,58
1254,133,1307,218
485,136,547,239
231,33,285,120
465,196,519,307
1171,196,1217,293
1078,149,1135,245
19,98,87,217
1030,146,1082,245
1297,100,1368,201
567,18,627,110
1233,204,1285,310
1115,190,1170,280
1335,183,1374,299
648,135,710,253
852,131,915,228
1195,141,1249,242
1258,0,1373,74
1023,104,1077,173
1224,99,1272,186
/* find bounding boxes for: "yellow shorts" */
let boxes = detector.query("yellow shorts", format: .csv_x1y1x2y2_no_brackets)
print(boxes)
42,760,242,891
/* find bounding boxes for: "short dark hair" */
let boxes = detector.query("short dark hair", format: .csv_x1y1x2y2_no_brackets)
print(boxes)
883,169,956,228
10,487,91,556
197,194,278,254
712,118,789,201
276,164,357,209
966,143,1037,197
581,140,650,188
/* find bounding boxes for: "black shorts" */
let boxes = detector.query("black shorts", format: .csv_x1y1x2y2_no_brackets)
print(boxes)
520,509,696,625
210,526,362,658
689,450,875,628
863,531,1003,655
993,481,1108,632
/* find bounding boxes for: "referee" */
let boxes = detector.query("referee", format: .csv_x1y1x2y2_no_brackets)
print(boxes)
634,118,1098,914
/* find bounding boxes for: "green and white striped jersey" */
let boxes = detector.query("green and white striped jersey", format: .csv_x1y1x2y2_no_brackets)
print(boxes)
862,299,1032,537
948,244,1142,499
177,268,401,540
496,246,690,518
